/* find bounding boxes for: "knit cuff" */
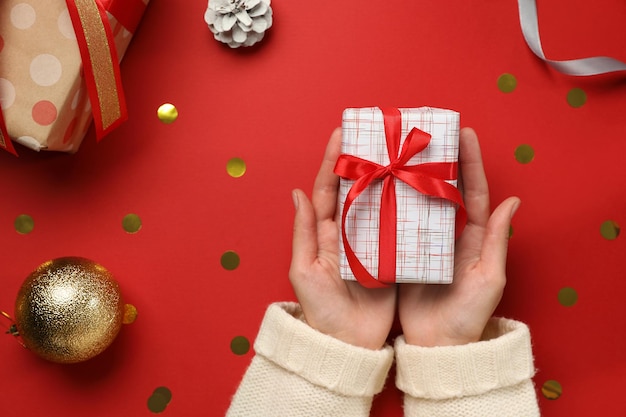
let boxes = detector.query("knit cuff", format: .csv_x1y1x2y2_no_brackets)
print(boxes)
395,318,536,400
254,302,394,397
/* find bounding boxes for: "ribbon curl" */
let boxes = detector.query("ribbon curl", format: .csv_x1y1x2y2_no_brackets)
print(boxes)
334,108,465,288
518,0,626,76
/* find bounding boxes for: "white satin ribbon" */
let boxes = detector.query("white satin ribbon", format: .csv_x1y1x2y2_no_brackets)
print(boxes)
518,0,626,75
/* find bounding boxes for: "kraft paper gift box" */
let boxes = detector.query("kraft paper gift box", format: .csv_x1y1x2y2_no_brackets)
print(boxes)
0,0,149,154
335,107,464,287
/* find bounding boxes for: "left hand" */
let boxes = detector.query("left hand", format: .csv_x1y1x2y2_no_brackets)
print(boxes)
398,127,520,347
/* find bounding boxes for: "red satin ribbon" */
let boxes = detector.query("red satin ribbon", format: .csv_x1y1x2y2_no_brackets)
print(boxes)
66,0,126,140
0,110,17,156
64,0,147,139
334,108,466,288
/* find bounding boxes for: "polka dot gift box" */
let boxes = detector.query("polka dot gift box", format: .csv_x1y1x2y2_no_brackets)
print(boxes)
0,0,149,154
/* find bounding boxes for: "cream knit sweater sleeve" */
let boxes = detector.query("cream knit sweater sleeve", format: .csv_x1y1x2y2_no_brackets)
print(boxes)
395,317,541,417
226,302,395,417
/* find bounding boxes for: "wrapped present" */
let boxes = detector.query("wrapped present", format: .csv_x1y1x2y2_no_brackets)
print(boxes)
0,0,149,154
334,107,465,288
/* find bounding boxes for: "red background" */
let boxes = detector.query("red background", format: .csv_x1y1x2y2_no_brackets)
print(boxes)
2,0,626,415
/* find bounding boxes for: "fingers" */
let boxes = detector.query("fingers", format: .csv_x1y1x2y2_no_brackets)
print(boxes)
458,127,490,228
290,128,342,279
480,196,521,272
312,128,342,222
290,189,318,277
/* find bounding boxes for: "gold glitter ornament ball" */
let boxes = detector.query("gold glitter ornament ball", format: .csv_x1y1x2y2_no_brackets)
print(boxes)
14,257,125,363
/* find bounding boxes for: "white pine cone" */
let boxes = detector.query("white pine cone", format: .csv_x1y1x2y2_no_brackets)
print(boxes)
205,0,273,48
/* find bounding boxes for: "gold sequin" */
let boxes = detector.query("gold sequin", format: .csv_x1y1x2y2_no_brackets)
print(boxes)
227,157,247,178
600,220,619,240
514,144,535,164
558,287,578,307
123,213,142,234
157,103,178,124
231,336,250,355
221,251,240,270
147,387,172,414
14,214,34,234
123,304,138,324
541,380,562,400
497,73,517,93
567,88,586,108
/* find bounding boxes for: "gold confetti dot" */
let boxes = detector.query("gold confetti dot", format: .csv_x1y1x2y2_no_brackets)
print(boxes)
147,395,167,414
558,287,578,307
157,103,178,124
227,157,247,178
497,73,517,93
147,387,172,414
567,88,586,108
123,304,138,324
509,225,514,238
221,251,240,270
122,213,142,234
153,387,172,404
14,214,34,234
600,220,620,240
231,336,250,355
541,380,562,400
514,144,535,164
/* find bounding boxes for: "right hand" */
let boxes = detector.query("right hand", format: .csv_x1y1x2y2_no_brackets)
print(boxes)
289,128,396,350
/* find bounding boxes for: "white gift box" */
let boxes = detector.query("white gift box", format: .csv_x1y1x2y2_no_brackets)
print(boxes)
337,107,461,285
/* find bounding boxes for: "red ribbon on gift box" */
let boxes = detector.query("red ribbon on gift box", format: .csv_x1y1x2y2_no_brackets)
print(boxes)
334,108,466,288
0,0,147,156
0,110,16,156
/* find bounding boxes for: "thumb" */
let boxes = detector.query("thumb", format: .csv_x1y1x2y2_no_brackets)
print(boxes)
290,189,317,277
480,197,521,271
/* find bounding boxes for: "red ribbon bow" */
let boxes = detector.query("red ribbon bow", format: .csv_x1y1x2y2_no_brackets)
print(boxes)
334,108,466,288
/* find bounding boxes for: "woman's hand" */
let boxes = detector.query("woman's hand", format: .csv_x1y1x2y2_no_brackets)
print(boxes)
398,127,520,347
289,128,396,350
